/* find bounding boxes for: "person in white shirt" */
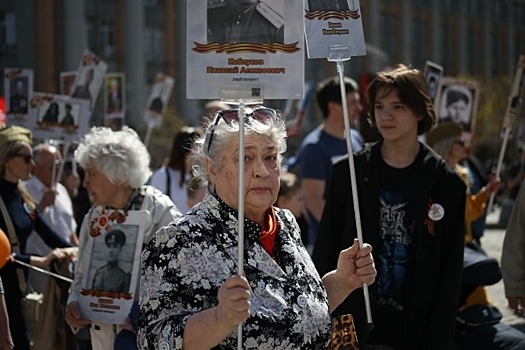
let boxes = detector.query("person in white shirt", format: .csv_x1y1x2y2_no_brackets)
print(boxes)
24,143,78,293
149,126,202,213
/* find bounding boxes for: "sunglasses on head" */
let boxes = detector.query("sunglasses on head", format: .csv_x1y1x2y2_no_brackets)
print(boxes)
207,107,279,153
11,153,34,163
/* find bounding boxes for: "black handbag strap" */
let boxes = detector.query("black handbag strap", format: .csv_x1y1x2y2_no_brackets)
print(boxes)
165,167,171,199
0,195,28,293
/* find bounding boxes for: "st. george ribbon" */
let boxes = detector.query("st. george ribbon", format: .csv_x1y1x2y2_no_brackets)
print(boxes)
328,44,373,330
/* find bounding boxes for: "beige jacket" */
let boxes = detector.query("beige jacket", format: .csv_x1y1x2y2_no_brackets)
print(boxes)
501,178,525,297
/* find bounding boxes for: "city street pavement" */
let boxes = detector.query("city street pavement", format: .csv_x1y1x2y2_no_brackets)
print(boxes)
482,205,525,333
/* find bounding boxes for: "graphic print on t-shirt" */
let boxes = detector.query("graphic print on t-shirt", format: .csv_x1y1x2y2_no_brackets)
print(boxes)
376,188,412,311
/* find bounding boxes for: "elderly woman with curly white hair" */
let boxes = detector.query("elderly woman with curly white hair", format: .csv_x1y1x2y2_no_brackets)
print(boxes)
65,127,181,350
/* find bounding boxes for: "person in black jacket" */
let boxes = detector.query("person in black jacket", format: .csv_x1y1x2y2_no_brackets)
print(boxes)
312,64,467,350
0,125,73,350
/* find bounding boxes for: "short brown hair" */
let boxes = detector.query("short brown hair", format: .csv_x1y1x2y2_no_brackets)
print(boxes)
366,64,436,135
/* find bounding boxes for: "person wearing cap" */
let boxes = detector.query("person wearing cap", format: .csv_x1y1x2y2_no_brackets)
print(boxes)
0,125,73,350
312,65,467,350
92,229,130,293
426,122,501,244
64,126,181,350
426,126,524,348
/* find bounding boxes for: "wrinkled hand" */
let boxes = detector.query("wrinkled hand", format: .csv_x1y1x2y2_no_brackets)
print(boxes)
336,238,376,290
507,296,524,316
41,248,75,267
39,188,58,211
216,275,251,332
65,301,91,329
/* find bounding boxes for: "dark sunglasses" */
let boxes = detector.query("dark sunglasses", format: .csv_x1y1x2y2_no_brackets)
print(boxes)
207,107,279,153
11,153,34,163
453,139,465,146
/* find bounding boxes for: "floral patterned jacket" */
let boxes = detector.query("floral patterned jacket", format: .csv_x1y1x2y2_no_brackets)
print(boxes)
138,191,332,349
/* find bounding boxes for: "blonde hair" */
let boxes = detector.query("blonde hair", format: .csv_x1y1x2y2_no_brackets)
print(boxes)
0,140,36,212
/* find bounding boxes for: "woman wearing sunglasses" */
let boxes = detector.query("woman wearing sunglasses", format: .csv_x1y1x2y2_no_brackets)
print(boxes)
138,107,376,349
0,125,73,350
426,123,500,245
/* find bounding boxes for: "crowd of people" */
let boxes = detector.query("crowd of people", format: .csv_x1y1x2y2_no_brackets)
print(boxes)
1,61,525,350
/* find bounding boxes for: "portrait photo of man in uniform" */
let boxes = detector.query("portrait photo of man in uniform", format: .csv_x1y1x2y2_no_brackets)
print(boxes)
92,229,131,293
307,0,350,11
207,0,284,45
9,76,29,114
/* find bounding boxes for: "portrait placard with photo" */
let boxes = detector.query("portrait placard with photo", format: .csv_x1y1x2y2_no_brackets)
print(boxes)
60,71,77,96
104,73,126,118
69,50,108,110
143,73,174,127
4,68,33,122
435,77,479,134
78,209,146,324
304,0,366,59
423,61,444,108
187,0,304,99
29,93,91,140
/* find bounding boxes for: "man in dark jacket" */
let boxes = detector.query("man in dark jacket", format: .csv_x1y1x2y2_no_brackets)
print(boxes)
312,64,466,350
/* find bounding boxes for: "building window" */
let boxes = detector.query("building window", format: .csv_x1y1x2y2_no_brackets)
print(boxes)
100,23,116,57
87,21,116,58
0,11,16,55
144,27,164,63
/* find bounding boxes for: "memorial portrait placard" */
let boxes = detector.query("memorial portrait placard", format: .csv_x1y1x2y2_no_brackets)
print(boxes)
69,50,108,110
104,73,126,119
142,73,174,127
435,77,479,134
187,0,304,100
28,93,91,141
423,61,444,109
60,71,77,96
78,209,146,324
304,0,366,59
4,68,33,122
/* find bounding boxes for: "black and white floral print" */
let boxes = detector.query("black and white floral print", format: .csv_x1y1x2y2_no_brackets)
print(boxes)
138,191,332,349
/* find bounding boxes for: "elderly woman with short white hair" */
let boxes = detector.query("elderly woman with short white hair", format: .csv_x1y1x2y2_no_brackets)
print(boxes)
65,126,181,350
138,107,376,349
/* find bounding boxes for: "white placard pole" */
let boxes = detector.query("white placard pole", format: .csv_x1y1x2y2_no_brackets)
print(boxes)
328,45,373,329
487,54,525,214
236,101,246,350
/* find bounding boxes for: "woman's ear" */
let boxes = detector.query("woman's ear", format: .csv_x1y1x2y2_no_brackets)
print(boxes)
205,158,217,184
